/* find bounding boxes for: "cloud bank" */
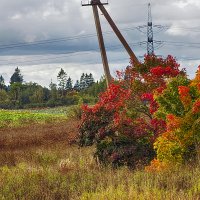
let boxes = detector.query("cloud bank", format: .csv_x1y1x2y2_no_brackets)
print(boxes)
0,0,199,86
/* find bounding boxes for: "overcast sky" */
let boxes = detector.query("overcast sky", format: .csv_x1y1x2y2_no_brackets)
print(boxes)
0,0,200,86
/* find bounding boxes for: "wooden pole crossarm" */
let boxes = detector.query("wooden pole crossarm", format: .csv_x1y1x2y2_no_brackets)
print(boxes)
81,0,108,6
98,4,139,65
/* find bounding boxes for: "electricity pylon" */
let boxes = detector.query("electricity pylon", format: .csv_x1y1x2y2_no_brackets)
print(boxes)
137,3,165,56
147,3,154,55
82,0,139,86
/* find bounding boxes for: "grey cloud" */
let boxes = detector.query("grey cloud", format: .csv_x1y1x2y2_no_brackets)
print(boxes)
0,0,199,86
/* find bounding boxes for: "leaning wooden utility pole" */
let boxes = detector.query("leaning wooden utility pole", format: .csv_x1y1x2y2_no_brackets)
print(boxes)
92,5,112,86
97,4,139,64
82,0,111,86
82,0,139,86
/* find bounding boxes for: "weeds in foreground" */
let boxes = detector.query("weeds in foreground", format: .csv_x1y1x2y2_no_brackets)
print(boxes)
0,145,199,200
0,112,199,199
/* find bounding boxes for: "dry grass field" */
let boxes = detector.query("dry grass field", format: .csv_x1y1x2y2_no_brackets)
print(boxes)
0,119,78,151
0,109,199,200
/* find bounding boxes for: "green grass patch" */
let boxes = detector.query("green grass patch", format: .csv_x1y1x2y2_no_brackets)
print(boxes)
25,105,82,119
26,106,73,115
0,109,67,128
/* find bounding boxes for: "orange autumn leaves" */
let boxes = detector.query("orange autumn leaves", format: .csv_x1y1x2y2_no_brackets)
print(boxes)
192,99,200,114
178,86,191,108
146,67,200,172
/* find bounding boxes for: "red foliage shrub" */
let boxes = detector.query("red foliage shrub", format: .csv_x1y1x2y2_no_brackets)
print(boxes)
78,55,185,168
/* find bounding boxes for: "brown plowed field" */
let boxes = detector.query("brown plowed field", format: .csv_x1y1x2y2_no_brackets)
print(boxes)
0,119,80,150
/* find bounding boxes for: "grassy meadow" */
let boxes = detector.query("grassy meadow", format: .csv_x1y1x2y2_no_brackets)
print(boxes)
0,107,199,200
0,109,67,128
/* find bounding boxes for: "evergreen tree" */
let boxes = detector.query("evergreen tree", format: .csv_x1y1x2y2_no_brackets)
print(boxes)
84,73,89,88
79,73,95,90
10,67,23,84
66,77,73,91
0,75,5,90
57,68,67,97
79,73,86,90
88,73,95,86
74,80,80,91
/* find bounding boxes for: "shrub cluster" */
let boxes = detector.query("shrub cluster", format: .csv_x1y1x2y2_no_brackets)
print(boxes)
147,67,200,171
78,55,188,168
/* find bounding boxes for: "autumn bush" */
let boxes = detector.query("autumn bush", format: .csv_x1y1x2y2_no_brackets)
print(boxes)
78,55,186,168
146,66,200,171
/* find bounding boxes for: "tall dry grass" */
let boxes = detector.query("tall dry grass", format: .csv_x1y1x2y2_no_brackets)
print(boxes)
0,119,199,199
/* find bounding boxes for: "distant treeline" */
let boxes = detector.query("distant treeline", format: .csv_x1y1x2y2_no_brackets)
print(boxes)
0,67,106,109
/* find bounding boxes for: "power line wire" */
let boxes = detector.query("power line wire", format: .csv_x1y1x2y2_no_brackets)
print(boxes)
0,42,141,65
1,39,200,65
0,25,200,50
0,26,139,50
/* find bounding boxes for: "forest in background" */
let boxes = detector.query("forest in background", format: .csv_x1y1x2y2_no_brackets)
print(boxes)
0,67,106,109
0,55,199,199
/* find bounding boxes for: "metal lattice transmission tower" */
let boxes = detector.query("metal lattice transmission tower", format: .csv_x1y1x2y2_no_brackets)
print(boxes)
82,0,139,86
147,3,154,55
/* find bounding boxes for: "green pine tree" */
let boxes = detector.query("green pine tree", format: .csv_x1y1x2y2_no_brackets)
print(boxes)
0,75,5,90
74,80,80,91
66,77,73,92
79,73,86,90
88,73,95,86
57,68,67,97
10,67,23,84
